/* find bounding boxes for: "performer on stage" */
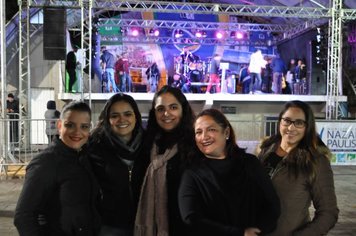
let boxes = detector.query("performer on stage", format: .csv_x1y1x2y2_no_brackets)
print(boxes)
180,46,195,76
206,54,221,93
248,49,266,94
115,52,132,92
146,62,160,92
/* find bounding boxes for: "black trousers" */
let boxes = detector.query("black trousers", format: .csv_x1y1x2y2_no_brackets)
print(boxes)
67,69,76,92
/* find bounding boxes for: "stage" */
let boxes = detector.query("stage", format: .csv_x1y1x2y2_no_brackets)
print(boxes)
58,92,347,103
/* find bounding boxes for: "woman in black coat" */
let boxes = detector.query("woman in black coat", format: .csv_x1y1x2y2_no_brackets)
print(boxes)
178,109,280,236
14,101,100,236
89,93,149,236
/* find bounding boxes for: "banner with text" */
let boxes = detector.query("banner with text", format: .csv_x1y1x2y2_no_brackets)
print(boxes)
317,121,356,165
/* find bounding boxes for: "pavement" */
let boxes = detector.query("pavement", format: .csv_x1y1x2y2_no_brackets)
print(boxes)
0,166,355,236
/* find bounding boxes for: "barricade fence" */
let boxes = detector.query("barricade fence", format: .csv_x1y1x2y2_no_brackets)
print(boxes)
0,117,58,179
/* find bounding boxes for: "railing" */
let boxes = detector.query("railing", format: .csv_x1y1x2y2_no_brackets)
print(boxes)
0,117,58,179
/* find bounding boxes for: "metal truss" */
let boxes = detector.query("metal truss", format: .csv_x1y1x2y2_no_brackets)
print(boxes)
18,0,31,150
1,0,7,173
7,23,42,67
101,35,274,46
79,0,93,105
97,18,289,32
280,18,328,41
0,0,5,117
342,9,356,20
326,0,342,120
29,0,331,18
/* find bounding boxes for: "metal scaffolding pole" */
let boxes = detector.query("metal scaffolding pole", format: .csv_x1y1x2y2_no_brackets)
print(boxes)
0,0,8,175
80,0,93,107
0,0,5,117
326,0,343,119
18,0,31,149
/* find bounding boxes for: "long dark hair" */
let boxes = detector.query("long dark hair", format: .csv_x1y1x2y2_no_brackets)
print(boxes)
261,100,319,182
145,86,195,162
194,109,245,158
91,93,142,141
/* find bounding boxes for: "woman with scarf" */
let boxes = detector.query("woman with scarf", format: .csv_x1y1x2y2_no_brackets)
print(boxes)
135,86,196,236
89,93,149,236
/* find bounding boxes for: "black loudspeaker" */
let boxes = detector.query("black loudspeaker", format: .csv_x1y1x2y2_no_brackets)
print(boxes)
43,8,66,60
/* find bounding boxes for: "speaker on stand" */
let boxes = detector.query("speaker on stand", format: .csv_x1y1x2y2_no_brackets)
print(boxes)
43,7,67,60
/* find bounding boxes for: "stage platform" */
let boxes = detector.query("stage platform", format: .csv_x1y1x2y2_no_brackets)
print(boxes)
58,92,348,117
58,92,347,103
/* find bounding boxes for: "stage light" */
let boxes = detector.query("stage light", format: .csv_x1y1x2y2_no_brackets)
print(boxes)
216,31,224,39
131,28,139,37
230,31,236,38
236,32,244,39
175,29,183,38
195,30,202,38
202,31,207,38
149,28,160,36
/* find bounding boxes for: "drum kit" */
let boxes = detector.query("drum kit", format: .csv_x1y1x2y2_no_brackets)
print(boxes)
174,55,212,84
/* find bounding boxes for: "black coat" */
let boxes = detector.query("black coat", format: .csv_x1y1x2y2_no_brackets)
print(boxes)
89,135,150,230
178,152,280,236
14,139,101,236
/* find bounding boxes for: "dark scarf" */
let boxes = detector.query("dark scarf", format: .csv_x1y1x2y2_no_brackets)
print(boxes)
155,126,183,154
103,127,143,161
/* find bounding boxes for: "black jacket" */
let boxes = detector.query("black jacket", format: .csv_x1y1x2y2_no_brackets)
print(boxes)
14,139,101,236
178,152,280,236
89,135,149,230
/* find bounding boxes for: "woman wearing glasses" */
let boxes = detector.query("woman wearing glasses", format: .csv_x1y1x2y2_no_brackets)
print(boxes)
258,100,339,236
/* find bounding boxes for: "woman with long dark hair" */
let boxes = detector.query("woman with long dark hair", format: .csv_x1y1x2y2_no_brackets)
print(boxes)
89,93,149,236
258,100,339,235
135,86,196,236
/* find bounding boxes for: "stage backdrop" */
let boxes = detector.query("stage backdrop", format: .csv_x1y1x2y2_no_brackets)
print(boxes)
97,11,275,85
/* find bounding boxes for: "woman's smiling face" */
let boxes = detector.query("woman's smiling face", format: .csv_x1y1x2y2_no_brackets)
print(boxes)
154,92,183,131
109,101,136,142
57,110,91,150
280,107,306,150
194,115,229,159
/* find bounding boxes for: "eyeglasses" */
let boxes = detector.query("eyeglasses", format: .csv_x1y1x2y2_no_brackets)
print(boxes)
280,118,306,128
